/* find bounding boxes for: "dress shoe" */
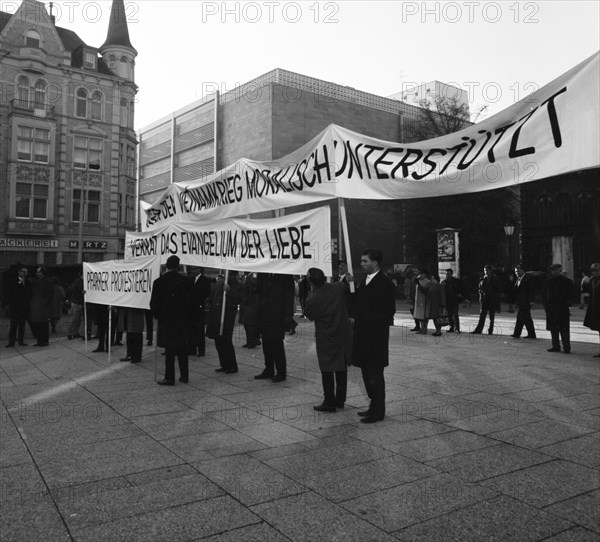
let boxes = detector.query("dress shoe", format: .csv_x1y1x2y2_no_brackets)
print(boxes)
510,334,520,338
471,330,482,334
5,343,15,348
119,356,132,362
593,353,600,358
360,415,384,424
246,344,258,349
432,331,442,337
524,335,537,339
313,403,336,412
563,350,571,354
447,328,455,333
92,348,104,353
487,330,493,335
242,343,249,348
157,379,174,386
336,402,345,409
19,342,28,346
547,347,561,352
179,377,189,383
357,410,371,417
254,371,274,380
271,374,286,383
410,327,420,332
215,368,226,372
225,369,238,374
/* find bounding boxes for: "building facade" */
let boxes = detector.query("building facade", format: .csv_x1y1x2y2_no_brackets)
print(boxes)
0,0,138,268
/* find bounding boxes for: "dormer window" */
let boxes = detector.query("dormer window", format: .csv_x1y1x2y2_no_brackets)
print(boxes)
25,29,41,48
84,50,96,69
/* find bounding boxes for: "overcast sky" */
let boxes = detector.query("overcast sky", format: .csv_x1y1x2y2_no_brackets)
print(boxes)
17,0,600,131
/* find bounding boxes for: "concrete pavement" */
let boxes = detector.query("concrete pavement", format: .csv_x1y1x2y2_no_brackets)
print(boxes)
1,307,599,541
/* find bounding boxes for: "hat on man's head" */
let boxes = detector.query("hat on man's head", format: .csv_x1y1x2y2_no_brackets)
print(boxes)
166,255,180,270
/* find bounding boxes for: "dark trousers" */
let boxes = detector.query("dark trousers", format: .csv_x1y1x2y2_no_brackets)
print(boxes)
215,336,238,371
260,323,286,376
164,347,189,382
33,321,49,346
551,327,571,352
145,310,153,344
244,324,260,346
126,332,143,363
322,370,347,406
96,321,109,351
191,313,206,355
8,317,27,345
474,301,496,333
360,366,386,418
513,305,536,337
447,302,460,331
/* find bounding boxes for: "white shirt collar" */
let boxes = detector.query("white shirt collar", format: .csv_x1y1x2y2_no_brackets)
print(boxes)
365,270,380,285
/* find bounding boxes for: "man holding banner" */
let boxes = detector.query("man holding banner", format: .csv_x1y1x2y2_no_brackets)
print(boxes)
349,249,396,424
150,256,193,385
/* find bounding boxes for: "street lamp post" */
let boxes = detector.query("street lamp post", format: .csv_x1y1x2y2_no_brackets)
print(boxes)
504,221,515,270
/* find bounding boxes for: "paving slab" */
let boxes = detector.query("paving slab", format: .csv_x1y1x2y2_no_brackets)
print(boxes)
538,432,600,468
544,489,600,534
393,495,573,541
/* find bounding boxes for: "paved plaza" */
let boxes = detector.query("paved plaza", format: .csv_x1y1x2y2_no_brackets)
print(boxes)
1,306,599,541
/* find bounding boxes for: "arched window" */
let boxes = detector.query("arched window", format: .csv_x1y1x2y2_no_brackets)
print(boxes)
76,88,87,118
555,193,573,224
17,76,30,106
25,29,41,48
576,192,592,223
34,80,47,110
90,91,102,120
537,195,553,225
108,55,116,69
120,56,128,63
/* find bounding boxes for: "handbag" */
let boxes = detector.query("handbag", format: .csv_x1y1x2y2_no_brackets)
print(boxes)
437,309,450,327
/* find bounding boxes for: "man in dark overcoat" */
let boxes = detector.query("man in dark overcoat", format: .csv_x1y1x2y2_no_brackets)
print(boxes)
150,256,193,385
543,263,575,354
6,266,32,347
583,262,600,357
472,265,502,335
349,248,396,423
254,273,296,382
304,267,352,412
30,266,54,347
441,268,463,333
510,264,537,339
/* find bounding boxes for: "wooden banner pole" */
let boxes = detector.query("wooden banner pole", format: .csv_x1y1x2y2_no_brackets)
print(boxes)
338,198,355,293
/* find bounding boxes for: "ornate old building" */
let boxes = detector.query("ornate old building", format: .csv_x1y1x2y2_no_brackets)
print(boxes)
0,0,138,267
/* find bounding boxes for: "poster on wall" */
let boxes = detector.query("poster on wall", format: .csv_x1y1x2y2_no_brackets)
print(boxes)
437,228,460,278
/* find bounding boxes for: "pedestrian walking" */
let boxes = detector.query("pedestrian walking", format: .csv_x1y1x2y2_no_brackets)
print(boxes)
441,268,462,333
150,255,193,385
543,263,574,354
414,270,432,334
348,248,396,424
472,265,502,335
304,267,352,412
583,262,600,357
510,264,537,339
5,266,31,347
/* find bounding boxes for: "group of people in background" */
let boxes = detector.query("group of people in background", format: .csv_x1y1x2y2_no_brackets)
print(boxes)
403,261,600,357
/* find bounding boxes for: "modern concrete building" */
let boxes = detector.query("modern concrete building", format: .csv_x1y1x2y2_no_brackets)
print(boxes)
0,0,138,267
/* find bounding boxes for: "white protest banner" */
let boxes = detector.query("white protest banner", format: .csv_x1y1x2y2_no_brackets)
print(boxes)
141,52,599,230
127,207,332,277
83,256,160,309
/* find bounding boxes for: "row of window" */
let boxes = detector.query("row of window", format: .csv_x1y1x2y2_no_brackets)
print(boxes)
16,76,134,125
535,193,595,226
